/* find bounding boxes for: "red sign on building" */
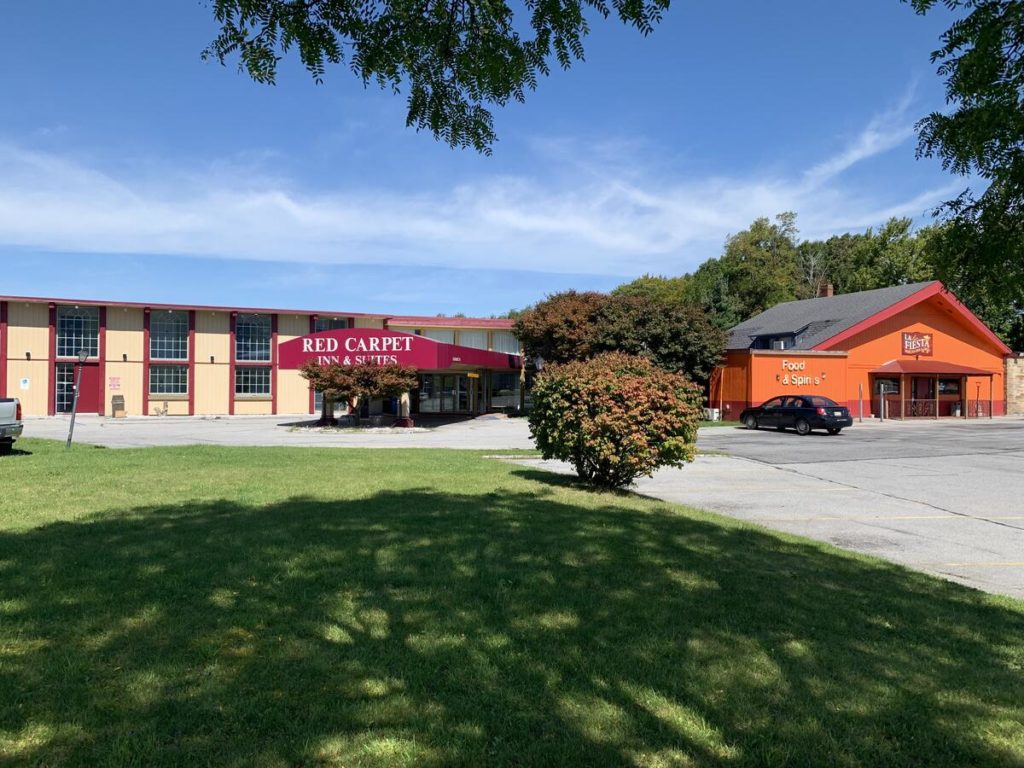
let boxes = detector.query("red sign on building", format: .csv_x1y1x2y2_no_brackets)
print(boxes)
278,328,521,371
902,332,933,356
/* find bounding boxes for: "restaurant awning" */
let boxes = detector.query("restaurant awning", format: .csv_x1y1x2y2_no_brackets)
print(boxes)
870,360,995,376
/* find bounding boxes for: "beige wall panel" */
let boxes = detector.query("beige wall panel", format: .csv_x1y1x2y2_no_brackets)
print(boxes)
194,364,229,414
277,369,311,414
195,312,230,364
234,399,272,416
278,314,309,342
105,308,144,362
163,400,190,417
104,361,144,416
354,318,385,329
5,360,50,416
6,303,50,362
389,325,418,334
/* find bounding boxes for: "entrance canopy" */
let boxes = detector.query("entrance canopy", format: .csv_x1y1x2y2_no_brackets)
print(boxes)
279,328,522,371
870,360,994,377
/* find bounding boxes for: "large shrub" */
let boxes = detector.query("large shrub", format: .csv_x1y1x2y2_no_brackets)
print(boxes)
529,352,703,489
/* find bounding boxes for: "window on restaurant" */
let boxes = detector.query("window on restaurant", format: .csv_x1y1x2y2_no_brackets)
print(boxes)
57,306,99,358
874,378,900,395
938,379,961,395
150,310,188,360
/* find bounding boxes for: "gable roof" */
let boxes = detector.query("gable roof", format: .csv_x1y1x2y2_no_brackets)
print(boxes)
727,282,938,351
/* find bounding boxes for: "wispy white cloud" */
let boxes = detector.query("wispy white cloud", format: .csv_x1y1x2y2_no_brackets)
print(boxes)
0,95,951,276
801,82,919,188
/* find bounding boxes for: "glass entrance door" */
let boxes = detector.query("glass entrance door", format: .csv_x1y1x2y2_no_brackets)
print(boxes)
418,374,479,413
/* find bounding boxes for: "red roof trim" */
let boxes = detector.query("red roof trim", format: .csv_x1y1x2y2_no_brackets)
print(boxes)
934,285,1013,355
0,294,510,328
812,282,1012,355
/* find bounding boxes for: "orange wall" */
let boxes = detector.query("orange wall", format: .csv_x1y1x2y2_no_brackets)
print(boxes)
822,296,1005,414
718,295,1007,417
749,352,849,404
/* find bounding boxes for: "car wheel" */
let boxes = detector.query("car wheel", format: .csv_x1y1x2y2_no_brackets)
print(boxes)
795,419,811,436
827,427,841,435
0,441,12,457
744,415,758,430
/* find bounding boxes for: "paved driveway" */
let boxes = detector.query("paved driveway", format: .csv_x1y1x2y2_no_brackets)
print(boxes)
22,413,536,450
522,418,1024,599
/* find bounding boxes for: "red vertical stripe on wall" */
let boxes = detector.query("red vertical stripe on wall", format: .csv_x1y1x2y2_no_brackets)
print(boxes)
188,311,196,416
47,304,56,416
308,315,317,414
142,309,151,417
271,314,279,415
229,313,236,415
0,301,8,399
97,307,107,415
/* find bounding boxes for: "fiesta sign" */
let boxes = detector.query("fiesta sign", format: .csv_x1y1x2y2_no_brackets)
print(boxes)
902,332,933,356
278,328,522,371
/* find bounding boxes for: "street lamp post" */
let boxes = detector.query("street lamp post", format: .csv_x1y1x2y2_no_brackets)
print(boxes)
65,349,89,450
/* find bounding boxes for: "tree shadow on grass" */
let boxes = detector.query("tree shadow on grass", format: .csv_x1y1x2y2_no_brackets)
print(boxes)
1,484,1022,766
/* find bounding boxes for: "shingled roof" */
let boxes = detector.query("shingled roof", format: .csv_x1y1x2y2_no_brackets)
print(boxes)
727,282,938,351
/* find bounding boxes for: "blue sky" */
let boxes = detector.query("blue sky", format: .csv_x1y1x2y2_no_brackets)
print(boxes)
0,1,962,317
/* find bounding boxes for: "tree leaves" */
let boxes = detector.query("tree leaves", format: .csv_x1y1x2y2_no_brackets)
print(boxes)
203,0,670,151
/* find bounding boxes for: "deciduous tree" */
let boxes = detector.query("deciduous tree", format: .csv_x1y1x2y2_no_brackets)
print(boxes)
512,290,606,364
204,0,670,152
529,352,703,488
300,361,419,424
593,294,726,386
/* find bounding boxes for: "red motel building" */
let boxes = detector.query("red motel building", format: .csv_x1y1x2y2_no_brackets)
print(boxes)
0,295,522,418
711,281,1014,419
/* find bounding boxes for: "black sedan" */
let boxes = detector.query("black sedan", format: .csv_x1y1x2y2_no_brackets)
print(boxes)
739,395,853,435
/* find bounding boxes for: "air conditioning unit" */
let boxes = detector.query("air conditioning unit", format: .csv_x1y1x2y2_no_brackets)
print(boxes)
771,340,787,350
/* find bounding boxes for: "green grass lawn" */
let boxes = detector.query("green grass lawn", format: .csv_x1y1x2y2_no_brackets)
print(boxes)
1,439,1022,767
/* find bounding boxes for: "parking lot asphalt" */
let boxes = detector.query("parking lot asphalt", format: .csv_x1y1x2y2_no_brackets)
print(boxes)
519,417,1024,600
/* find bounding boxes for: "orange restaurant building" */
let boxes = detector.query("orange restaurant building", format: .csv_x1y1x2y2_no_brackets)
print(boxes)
0,294,522,418
711,281,1013,420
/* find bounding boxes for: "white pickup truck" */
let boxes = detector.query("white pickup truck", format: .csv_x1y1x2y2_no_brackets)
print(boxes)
0,398,24,456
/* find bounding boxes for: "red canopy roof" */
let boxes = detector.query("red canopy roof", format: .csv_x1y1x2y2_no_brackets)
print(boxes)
870,360,995,376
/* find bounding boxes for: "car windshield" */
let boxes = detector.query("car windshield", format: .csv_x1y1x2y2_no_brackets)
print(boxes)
808,396,838,407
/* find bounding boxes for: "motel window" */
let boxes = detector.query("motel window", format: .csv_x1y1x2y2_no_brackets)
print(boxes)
236,366,271,396
422,329,455,344
491,331,520,355
150,310,188,360
458,330,488,350
57,306,99,358
490,373,520,409
315,317,349,332
150,365,188,395
236,314,271,362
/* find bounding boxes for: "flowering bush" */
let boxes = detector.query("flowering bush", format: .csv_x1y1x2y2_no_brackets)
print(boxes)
529,352,703,489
